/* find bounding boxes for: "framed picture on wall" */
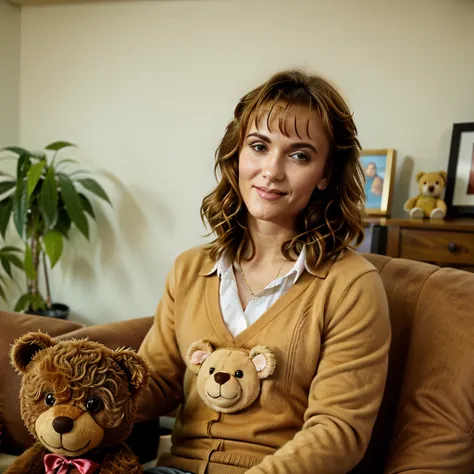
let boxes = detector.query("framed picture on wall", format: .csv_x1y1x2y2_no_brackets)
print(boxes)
360,149,396,216
445,122,474,217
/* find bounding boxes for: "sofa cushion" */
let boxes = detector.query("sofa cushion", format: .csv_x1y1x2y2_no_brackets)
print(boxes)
384,265,474,473
56,316,153,350
0,311,83,455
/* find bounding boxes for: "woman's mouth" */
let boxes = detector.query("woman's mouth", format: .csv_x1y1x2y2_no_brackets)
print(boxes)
254,186,286,201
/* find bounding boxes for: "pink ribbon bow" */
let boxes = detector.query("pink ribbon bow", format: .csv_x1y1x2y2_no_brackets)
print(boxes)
44,453,100,474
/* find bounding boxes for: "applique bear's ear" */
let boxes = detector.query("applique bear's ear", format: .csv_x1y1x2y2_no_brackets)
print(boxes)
249,346,276,380
110,348,150,395
186,340,214,374
10,331,56,374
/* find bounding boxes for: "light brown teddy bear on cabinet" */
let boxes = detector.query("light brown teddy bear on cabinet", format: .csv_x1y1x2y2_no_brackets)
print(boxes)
186,340,276,414
404,170,448,219
5,331,149,474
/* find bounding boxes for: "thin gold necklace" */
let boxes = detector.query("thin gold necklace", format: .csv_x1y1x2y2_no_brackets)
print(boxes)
239,260,286,298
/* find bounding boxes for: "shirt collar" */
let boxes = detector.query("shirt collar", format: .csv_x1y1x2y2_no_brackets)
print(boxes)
199,245,335,280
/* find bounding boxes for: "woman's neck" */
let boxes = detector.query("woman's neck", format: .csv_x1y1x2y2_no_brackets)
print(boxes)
245,217,295,264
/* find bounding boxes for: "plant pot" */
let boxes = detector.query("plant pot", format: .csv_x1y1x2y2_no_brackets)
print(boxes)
27,303,70,320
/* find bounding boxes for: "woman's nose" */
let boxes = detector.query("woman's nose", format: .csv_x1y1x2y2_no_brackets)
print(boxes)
261,154,284,181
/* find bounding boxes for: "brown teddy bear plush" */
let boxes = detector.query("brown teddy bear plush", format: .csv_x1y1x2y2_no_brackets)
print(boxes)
5,331,149,474
186,340,276,414
404,170,448,219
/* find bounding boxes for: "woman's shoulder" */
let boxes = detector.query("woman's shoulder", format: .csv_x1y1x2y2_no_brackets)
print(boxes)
173,244,214,275
328,249,380,282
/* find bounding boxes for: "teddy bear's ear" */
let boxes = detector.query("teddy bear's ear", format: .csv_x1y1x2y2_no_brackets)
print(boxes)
186,340,214,375
10,331,56,374
439,171,447,184
111,348,150,395
416,171,425,182
249,346,276,380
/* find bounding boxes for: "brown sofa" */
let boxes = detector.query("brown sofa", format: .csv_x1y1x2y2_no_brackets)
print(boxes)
1,254,473,473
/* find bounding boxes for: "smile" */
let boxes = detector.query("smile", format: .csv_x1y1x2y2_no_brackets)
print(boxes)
41,436,90,453
206,391,238,400
254,186,286,201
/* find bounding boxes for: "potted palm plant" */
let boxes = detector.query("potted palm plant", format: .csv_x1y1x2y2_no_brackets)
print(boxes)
0,141,111,318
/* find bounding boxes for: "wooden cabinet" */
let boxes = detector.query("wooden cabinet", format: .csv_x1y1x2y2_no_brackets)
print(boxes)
373,218,474,270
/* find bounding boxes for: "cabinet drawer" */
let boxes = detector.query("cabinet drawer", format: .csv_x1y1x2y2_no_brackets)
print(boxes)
400,229,474,265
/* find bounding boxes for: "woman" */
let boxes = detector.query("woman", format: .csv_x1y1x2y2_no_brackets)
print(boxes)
139,70,391,474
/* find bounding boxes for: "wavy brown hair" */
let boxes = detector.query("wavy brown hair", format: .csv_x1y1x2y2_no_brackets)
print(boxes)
200,69,365,269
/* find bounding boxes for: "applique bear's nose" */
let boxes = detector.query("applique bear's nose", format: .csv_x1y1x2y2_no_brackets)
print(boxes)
52,416,74,434
214,372,230,385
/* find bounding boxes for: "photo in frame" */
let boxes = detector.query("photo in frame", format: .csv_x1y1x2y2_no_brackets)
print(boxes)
445,122,474,217
360,149,396,216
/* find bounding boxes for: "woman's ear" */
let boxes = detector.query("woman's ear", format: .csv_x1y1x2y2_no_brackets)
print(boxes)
317,177,329,191
186,340,214,375
10,331,56,374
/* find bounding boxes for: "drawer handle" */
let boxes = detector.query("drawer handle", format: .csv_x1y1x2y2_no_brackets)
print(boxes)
448,242,458,253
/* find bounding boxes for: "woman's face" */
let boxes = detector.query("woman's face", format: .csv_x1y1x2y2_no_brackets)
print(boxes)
238,104,330,230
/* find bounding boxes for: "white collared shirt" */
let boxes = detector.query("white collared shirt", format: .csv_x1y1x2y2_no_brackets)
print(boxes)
213,247,312,337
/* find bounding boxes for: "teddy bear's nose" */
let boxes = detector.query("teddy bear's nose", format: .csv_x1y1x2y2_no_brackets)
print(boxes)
428,185,435,193
214,372,230,385
52,416,74,434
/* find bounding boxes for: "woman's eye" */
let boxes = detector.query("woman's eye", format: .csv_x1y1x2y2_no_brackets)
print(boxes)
86,396,103,413
250,143,267,153
290,152,310,162
44,393,55,407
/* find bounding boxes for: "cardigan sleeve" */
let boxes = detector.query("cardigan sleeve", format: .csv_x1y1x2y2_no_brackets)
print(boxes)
246,270,391,474
136,260,187,422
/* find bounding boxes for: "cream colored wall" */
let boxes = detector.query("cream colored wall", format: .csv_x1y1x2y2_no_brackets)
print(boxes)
0,0,20,145
17,0,474,324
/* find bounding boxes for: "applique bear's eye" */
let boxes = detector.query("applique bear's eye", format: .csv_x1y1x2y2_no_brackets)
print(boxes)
234,370,243,378
209,367,215,375
44,393,55,407
86,396,103,413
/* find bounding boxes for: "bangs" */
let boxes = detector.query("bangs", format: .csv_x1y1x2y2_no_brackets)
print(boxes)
248,86,327,141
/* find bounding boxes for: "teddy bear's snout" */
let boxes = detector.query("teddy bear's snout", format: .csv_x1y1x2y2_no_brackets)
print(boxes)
52,416,74,434
214,372,230,385
428,185,435,193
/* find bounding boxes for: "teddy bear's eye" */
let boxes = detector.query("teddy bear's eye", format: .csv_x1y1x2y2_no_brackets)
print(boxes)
436,181,439,185
234,370,244,378
209,367,215,375
86,396,103,413
44,393,55,407
424,181,427,185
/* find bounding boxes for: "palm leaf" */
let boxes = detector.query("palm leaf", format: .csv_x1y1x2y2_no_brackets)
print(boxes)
14,293,31,312
0,181,16,196
27,161,46,198
58,173,89,239
77,178,112,205
79,193,95,219
45,141,77,151
43,230,63,268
